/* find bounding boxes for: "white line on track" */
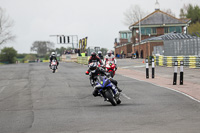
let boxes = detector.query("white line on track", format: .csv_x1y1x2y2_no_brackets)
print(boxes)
120,65,146,69
121,92,132,100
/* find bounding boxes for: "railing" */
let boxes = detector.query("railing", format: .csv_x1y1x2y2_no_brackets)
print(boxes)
154,56,200,68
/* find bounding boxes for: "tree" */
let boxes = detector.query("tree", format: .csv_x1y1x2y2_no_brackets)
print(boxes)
123,5,148,26
0,7,15,45
100,48,108,56
179,4,189,18
162,9,176,17
186,4,200,24
24,54,37,61
188,22,200,36
0,47,17,63
180,4,200,23
30,41,55,56
55,47,67,55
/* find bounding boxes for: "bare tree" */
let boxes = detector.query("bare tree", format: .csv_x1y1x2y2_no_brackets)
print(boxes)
0,7,15,45
162,9,176,17
30,41,55,56
123,5,149,26
179,4,189,19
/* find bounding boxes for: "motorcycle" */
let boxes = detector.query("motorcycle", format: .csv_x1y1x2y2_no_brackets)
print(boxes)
105,61,116,78
51,60,57,73
94,75,121,106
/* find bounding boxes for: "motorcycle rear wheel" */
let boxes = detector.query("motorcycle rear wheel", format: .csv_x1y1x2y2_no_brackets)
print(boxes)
109,71,114,78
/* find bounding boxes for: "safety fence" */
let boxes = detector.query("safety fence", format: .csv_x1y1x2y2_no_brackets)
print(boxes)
60,54,78,62
77,56,89,65
154,56,200,68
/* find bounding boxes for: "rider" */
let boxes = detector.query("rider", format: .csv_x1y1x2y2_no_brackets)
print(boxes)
97,51,104,60
49,52,59,69
85,52,103,74
92,66,122,97
104,50,117,70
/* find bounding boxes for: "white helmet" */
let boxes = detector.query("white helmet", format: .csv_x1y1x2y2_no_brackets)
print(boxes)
107,50,112,57
51,52,56,57
98,51,102,55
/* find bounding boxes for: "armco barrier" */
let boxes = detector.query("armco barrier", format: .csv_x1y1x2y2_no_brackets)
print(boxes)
77,56,89,65
155,56,200,68
43,60,49,63
60,54,78,62
158,56,163,66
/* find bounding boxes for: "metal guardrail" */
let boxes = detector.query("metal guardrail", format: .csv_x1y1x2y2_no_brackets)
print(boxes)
77,56,89,65
155,56,200,68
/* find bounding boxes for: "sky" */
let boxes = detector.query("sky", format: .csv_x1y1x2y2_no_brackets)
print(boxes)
0,0,200,53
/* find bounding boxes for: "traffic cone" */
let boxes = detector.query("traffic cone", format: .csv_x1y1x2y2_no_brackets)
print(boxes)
142,60,144,63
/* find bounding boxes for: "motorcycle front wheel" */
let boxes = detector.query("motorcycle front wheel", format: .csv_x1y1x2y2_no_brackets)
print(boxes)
105,90,117,106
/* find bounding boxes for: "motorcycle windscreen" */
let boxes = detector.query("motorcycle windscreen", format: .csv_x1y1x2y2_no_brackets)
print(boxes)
97,76,103,82
103,79,110,88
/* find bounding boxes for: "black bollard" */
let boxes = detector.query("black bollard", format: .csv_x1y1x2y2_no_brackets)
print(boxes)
146,58,149,79
152,58,155,78
173,61,178,85
180,61,184,85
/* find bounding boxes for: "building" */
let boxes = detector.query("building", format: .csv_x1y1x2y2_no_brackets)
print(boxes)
114,30,132,58
114,1,191,58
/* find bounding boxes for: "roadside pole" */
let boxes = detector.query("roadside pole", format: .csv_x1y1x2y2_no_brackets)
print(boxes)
173,61,178,85
146,58,149,79
152,58,155,78
180,61,184,85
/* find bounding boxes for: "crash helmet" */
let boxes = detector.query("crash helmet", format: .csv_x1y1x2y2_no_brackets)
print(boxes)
89,62,97,70
98,51,102,56
107,50,112,57
91,52,96,58
51,52,56,57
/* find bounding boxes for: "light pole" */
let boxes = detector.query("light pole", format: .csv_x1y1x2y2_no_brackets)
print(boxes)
136,29,141,58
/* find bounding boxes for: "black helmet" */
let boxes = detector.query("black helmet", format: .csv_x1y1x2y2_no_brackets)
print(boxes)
91,52,96,58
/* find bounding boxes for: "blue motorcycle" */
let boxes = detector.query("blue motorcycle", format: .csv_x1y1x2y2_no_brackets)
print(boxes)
94,75,121,106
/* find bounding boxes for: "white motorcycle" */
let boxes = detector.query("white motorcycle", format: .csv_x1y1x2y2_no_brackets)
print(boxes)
51,60,57,73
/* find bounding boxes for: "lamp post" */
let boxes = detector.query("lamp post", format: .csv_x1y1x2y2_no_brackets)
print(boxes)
136,29,141,58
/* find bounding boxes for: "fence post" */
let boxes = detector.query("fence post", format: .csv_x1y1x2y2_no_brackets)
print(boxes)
146,58,149,79
173,61,178,85
152,58,155,78
180,61,184,85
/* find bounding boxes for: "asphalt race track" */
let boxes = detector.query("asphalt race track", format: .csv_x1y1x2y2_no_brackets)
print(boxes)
0,62,200,133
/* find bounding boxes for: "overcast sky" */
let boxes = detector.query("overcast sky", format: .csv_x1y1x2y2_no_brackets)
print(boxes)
0,0,200,53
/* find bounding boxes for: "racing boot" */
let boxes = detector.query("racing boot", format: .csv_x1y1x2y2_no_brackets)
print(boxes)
116,86,122,92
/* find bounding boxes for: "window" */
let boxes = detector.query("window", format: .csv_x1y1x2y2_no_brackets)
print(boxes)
121,33,127,39
146,28,152,35
168,26,182,33
164,27,169,33
141,27,152,35
152,28,157,34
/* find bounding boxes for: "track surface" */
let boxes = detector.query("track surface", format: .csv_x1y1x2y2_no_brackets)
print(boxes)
0,62,199,133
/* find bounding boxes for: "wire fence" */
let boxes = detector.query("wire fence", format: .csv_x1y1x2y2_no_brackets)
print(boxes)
163,35,200,56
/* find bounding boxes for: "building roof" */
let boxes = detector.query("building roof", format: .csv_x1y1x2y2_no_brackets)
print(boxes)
119,30,132,33
140,33,198,43
129,10,189,29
